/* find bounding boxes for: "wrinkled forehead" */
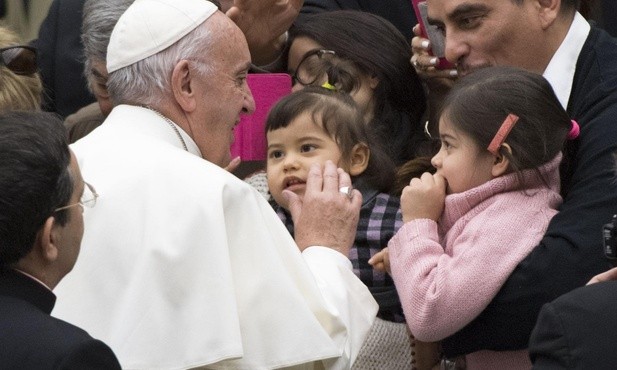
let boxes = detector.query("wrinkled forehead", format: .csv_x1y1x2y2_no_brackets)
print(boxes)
213,12,250,57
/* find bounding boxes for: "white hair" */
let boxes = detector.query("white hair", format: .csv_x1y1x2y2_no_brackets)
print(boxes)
106,19,218,107
81,0,134,93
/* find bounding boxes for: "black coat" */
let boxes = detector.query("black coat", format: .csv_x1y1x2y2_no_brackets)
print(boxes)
529,280,617,369
34,0,95,118
0,269,121,369
442,26,617,357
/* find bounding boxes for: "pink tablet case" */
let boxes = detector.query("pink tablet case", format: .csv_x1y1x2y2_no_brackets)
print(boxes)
230,73,292,160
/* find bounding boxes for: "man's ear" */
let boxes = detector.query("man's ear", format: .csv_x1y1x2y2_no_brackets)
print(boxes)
349,143,370,176
171,60,197,113
491,143,512,177
35,216,59,263
535,0,560,30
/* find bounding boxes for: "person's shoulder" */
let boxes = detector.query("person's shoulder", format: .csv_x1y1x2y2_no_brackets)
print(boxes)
574,27,617,100
65,103,105,143
32,314,121,368
0,296,120,368
65,103,105,127
591,27,617,71
53,335,122,369
551,279,617,309
530,280,617,369
4,297,99,345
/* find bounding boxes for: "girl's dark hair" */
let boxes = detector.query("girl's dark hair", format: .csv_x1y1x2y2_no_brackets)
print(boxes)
266,87,396,193
287,10,430,165
440,66,571,183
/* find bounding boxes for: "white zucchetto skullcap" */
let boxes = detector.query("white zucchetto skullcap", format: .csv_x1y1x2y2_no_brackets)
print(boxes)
107,0,218,73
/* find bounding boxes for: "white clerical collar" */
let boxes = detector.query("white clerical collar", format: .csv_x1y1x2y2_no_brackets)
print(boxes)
543,12,590,110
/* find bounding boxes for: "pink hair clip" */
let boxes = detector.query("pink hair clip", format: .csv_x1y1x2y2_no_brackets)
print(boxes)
487,113,519,155
568,119,580,140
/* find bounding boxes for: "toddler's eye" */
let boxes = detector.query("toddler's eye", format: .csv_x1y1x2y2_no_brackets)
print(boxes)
300,144,317,153
269,150,284,159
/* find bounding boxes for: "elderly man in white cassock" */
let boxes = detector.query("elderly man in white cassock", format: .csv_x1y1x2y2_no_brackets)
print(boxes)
51,0,378,369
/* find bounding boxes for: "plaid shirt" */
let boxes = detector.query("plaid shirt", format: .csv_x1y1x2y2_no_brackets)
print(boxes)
270,179,404,322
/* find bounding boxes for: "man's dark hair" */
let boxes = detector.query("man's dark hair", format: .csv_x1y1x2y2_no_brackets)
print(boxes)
0,111,73,267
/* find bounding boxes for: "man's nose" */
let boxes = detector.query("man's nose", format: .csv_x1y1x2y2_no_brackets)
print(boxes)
242,88,256,114
444,30,469,65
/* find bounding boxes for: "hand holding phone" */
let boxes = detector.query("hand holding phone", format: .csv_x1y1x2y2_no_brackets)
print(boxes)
411,0,455,70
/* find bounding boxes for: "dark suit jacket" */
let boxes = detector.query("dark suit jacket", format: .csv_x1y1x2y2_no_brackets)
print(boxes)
599,1,617,38
0,269,121,369
442,26,617,357
299,0,417,41
34,0,95,118
529,280,617,369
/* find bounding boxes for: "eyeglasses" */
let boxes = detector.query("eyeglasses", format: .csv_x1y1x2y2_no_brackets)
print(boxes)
54,181,98,212
0,45,37,75
291,49,336,86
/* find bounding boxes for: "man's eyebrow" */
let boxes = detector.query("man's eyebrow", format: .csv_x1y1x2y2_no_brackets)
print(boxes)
428,3,489,25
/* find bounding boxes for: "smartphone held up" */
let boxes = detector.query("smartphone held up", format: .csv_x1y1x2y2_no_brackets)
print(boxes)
411,0,455,70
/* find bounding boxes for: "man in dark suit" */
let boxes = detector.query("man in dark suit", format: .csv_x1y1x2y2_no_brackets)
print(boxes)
0,111,121,369
410,0,617,364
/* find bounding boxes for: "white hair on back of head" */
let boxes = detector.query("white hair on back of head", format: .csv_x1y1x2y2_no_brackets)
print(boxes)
106,20,218,107
81,0,134,93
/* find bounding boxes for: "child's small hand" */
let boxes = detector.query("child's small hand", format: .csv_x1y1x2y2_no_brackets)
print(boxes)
368,247,391,275
401,172,446,223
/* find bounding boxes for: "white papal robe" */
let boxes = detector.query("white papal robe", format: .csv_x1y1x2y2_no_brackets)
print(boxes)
52,105,378,370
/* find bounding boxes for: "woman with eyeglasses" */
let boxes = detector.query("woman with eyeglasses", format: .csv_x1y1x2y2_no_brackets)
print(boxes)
285,10,433,168
0,26,41,112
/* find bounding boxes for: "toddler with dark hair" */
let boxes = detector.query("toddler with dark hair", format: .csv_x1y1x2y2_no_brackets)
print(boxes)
266,87,405,322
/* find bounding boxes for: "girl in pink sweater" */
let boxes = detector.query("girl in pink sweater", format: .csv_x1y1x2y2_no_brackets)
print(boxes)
370,66,579,370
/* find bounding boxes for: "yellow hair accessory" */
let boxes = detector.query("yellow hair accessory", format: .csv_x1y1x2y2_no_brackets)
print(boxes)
321,82,337,91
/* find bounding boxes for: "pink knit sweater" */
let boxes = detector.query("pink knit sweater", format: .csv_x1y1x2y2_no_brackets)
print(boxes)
390,154,563,370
